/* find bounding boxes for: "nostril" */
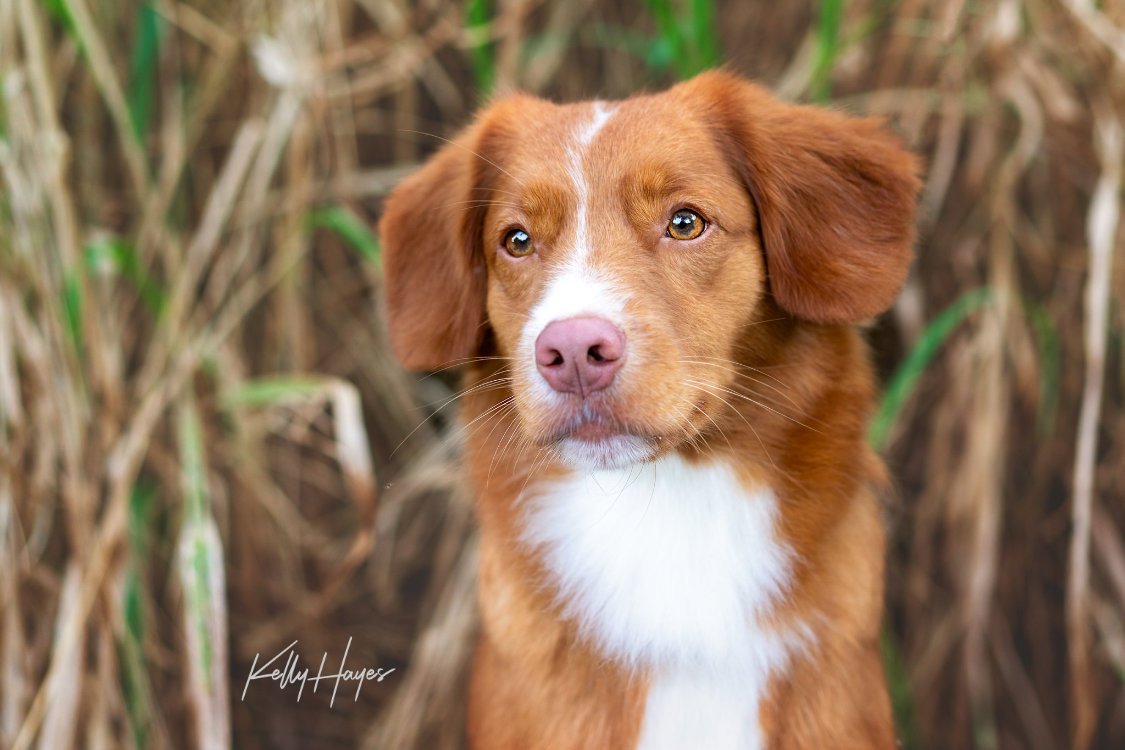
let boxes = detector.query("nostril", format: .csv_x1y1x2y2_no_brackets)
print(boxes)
535,316,626,395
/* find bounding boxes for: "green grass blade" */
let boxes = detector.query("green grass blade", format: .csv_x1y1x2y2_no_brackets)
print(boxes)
177,395,207,524
304,206,381,266
688,0,720,72
643,0,690,77
641,0,678,48
1023,298,1060,436
811,0,844,101
127,482,157,572
589,22,676,74
882,629,923,750
221,375,328,408
38,0,77,37
870,286,992,452
120,483,157,750
85,237,167,316
120,567,152,750
640,0,720,79
465,0,495,96
0,83,7,140
127,3,164,143
61,267,84,356
176,396,229,712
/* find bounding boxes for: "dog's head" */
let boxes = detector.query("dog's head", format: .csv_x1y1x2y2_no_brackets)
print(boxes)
380,72,920,469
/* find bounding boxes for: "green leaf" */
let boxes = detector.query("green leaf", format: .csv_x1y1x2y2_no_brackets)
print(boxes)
221,375,328,408
61,267,84,355
127,482,157,563
176,397,218,685
127,3,164,143
641,0,720,79
1023,298,1060,436
882,629,923,750
120,482,158,750
465,0,495,96
304,206,381,265
84,237,166,316
177,397,207,524
811,0,844,102
189,534,213,681
120,569,152,750
38,0,76,37
688,0,720,72
870,287,992,451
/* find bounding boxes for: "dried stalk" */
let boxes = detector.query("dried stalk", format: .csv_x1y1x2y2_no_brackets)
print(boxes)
1066,107,1123,750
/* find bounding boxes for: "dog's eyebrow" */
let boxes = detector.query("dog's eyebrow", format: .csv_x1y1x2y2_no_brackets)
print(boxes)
511,179,569,230
621,163,692,206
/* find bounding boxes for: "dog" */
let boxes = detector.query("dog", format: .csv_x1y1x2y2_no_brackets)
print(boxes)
379,71,920,749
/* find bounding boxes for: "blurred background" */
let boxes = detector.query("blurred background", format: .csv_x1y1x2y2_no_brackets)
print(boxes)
1,0,1124,748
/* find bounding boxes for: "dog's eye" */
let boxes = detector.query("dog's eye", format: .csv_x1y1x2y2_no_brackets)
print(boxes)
666,209,705,240
504,228,535,257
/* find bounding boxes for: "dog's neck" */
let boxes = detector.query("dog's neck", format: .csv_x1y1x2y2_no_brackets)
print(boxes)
519,454,802,667
521,453,805,749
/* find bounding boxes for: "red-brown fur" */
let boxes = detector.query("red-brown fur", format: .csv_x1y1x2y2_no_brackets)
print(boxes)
379,71,920,749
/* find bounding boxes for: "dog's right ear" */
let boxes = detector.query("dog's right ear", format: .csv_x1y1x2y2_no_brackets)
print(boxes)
379,119,495,371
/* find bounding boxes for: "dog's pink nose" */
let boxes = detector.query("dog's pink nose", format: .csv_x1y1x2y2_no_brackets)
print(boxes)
535,317,626,396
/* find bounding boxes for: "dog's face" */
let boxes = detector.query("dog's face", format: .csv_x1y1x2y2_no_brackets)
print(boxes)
381,72,919,469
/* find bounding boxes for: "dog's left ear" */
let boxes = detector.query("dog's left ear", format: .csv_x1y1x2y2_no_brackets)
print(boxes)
689,72,922,324
379,118,494,371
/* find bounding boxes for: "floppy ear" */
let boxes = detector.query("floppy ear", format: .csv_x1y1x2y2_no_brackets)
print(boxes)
693,72,921,324
378,122,493,370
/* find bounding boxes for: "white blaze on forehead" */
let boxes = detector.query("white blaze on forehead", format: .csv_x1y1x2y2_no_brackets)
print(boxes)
521,102,623,374
581,101,616,144
565,101,616,269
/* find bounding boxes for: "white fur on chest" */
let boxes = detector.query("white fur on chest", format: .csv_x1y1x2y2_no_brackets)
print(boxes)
519,454,805,749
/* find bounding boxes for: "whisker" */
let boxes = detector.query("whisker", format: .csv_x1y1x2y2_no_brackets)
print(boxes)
488,404,530,483
683,382,780,472
468,186,520,198
392,372,512,455
680,357,804,411
682,393,737,457
682,354,799,391
685,377,819,433
456,396,516,441
422,355,516,376
443,200,523,210
402,129,524,188
736,315,789,330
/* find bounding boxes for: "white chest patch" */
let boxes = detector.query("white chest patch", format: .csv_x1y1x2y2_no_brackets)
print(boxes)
519,454,806,749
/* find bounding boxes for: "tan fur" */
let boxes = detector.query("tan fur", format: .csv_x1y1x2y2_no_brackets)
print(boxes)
380,71,920,749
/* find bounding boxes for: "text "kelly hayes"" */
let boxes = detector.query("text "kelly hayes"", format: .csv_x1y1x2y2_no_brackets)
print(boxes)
242,637,395,706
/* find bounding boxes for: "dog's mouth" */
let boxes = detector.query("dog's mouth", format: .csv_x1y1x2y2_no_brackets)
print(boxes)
555,417,626,443
539,411,664,469
523,390,717,470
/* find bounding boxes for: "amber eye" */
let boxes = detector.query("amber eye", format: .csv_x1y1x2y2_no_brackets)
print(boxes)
504,228,534,257
666,209,705,240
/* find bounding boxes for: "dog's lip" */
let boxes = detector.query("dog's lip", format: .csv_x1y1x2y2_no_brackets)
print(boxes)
562,419,627,442
544,414,658,445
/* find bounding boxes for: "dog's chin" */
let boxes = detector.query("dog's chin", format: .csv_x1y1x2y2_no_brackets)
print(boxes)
554,434,657,470
539,416,662,469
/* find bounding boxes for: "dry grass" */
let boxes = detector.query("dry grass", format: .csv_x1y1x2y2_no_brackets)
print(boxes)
0,1,1123,748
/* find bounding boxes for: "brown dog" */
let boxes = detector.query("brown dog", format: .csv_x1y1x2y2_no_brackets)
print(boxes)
380,71,919,749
